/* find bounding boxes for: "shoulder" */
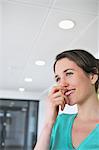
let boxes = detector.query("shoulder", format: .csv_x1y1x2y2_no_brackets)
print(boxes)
56,113,76,122
53,113,77,128
50,113,77,147
51,113,76,137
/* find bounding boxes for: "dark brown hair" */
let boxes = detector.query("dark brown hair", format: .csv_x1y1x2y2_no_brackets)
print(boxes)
53,49,99,93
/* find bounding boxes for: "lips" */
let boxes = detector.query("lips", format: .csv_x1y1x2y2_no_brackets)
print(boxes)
64,89,75,96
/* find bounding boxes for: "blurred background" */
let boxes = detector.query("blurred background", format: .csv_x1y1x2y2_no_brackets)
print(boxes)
0,0,99,149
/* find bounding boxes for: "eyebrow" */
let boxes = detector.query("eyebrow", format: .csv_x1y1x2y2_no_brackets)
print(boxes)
55,68,74,78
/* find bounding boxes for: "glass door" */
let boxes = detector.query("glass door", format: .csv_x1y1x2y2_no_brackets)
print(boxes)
0,110,6,149
0,99,39,150
0,107,27,150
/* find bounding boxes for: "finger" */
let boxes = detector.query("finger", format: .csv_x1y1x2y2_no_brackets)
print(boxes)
53,90,63,98
52,97,66,109
58,100,65,111
53,91,68,105
50,86,62,94
63,95,68,104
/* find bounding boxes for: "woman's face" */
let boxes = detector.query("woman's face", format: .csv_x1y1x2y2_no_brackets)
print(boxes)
54,58,94,106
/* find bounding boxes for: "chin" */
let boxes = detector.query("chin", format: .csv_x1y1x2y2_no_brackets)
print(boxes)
67,99,77,106
68,103,75,106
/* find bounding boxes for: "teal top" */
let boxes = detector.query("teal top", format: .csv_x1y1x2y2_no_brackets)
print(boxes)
50,113,99,150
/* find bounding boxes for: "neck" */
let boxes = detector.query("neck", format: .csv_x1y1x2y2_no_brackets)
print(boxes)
77,94,99,121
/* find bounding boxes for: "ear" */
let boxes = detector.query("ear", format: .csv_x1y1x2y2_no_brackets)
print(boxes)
89,73,98,84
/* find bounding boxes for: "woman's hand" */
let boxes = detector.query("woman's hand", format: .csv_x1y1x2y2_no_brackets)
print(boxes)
45,86,67,126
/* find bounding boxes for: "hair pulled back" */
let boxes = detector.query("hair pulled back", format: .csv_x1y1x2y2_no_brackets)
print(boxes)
54,49,99,93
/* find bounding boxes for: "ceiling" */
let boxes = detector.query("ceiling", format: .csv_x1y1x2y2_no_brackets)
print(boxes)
0,0,99,96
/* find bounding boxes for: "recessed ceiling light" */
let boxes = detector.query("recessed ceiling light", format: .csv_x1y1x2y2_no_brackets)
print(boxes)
35,60,45,66
24,78,32,82
59,20,75,29
19,88,25,92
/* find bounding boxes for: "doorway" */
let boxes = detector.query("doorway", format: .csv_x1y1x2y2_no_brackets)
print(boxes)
0,99,39,150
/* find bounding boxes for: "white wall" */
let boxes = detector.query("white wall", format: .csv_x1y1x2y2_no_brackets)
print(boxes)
0,2,2,52
0,89,40,100
98,1,99,58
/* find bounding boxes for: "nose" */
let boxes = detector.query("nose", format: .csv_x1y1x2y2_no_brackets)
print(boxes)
59,77,69,88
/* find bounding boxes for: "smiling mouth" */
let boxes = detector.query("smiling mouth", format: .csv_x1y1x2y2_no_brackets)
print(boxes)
64,89,75,96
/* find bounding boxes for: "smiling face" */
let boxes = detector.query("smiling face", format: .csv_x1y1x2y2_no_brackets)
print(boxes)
54,58,96,106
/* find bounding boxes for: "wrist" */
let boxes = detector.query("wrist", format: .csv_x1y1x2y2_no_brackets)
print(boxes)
44,120,55,129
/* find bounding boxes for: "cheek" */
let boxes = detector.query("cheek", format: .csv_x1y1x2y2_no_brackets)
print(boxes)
68,76,80,86
77,76,92,92
67,72,91,89
71,75,90,89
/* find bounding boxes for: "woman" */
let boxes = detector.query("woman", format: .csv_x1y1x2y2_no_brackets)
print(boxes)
34,49,99,150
